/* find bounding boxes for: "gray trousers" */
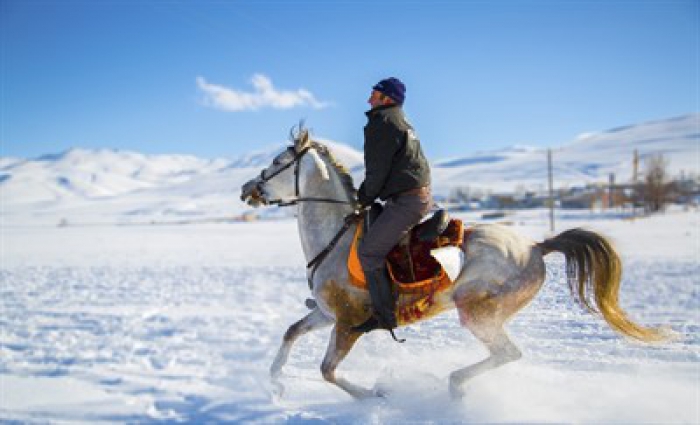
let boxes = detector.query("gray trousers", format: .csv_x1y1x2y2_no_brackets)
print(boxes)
358,191,433,272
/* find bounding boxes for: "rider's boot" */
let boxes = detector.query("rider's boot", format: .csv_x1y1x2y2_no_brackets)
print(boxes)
352,268,403,341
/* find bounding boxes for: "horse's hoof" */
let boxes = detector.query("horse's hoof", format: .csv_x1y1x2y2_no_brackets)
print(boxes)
350,387,383,400
449,383,465,400
373,383,391,399
375,388,389,399
271,379,285,401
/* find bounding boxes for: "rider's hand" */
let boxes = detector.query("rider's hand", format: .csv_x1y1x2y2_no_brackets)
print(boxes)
357,188,372,209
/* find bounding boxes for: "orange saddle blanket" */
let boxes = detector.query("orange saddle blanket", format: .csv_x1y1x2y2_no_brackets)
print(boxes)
348,217,465,295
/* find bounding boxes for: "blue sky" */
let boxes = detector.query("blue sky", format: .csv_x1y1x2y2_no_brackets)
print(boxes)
1,0,698,160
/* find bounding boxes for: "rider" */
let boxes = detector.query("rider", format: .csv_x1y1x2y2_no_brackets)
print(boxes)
353,77,433,335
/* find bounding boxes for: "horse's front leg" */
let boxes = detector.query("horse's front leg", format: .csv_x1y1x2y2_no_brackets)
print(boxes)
321,324,375,399
271,307,332,381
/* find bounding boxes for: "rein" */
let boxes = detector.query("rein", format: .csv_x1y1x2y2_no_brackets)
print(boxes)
259,145,360,289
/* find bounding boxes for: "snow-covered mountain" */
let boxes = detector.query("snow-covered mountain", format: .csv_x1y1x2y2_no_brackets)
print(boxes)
1,114,697,224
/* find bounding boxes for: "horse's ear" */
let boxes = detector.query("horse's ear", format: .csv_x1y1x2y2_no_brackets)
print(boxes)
295,127,311,152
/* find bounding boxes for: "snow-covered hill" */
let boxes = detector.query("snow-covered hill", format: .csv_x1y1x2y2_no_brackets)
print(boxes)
0,148,229,205
227,139,363,169
433,114,699,193
1,114,697,224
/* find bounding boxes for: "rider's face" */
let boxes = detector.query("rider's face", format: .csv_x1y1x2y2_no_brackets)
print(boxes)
368,90,388,108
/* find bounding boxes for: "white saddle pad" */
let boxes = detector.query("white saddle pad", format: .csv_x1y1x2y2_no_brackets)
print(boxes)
430,246,464,282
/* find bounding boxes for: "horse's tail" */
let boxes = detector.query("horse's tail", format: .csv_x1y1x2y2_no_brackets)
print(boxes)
538,228,667,343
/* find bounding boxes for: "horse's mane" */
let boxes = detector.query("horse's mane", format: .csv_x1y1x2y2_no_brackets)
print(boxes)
291,124,357,197
310,141,357,197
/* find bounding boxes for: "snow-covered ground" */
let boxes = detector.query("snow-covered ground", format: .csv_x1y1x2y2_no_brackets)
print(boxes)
1,207,698,423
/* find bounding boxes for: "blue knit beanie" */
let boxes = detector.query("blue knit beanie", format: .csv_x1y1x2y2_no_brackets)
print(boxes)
373,77,406,105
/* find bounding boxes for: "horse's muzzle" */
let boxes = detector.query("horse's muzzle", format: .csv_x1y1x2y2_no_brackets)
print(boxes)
240,179,263,206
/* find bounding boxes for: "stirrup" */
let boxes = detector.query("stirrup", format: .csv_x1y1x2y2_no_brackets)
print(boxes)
388,329,405,343
351,315,405,343
351,315,380,333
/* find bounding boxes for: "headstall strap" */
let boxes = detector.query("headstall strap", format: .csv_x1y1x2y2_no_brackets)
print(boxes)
294,148,303,198
264,146,311,206
261,146,310,184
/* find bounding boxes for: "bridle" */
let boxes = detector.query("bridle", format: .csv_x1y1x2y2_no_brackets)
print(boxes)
256,144,363,289
258,145,354,207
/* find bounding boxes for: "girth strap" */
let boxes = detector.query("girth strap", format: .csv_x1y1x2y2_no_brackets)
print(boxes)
306,211,363,289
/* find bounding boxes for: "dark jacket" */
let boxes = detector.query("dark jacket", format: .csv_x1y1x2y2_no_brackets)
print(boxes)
358,104,431,204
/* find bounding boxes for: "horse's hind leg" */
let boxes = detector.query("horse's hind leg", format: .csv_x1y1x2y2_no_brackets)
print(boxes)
449,298,522,399
271,307,332,381
320,325,372,399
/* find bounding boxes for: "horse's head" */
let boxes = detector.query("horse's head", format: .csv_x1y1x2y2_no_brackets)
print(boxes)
240,126,330,207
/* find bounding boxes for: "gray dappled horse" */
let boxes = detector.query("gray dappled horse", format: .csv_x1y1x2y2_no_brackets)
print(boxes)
240,128,666,399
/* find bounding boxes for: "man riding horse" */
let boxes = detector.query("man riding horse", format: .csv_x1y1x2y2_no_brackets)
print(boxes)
240,116,667,399
353,77,433,336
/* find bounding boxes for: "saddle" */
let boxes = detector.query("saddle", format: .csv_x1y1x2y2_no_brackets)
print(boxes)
348,205,465,293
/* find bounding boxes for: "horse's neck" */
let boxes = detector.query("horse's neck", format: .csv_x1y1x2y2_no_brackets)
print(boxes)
296,155,355,263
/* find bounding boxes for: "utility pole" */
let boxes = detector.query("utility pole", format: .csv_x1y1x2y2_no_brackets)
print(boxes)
547,149,555,232
632,149,639,216
609,173,615,209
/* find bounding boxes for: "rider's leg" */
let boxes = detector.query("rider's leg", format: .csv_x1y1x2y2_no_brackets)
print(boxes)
354,193,431,332
353,267,396,331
